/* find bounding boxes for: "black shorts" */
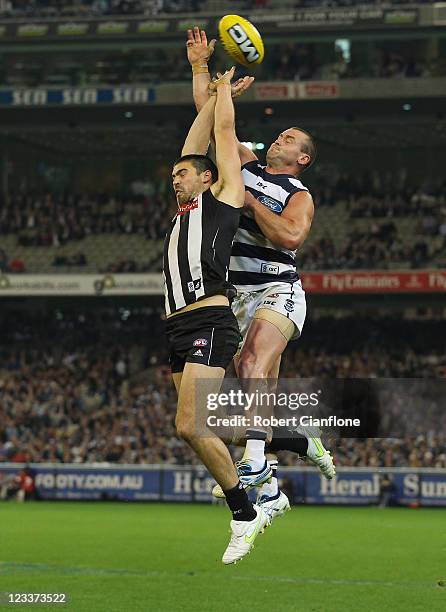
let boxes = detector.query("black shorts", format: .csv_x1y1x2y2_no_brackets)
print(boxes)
166,306,240,374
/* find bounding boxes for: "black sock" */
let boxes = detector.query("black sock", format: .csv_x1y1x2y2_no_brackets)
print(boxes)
224,482,257,521
245,429,267,441
268,426,308,456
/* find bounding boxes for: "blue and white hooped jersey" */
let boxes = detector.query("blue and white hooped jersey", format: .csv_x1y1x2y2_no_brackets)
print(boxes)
229,160,309,291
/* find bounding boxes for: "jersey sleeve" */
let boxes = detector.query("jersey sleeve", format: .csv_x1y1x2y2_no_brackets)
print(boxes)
284,178,309,205
241,160,261,172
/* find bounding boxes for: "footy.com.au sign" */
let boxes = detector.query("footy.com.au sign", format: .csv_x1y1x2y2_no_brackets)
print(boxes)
1,465,445,507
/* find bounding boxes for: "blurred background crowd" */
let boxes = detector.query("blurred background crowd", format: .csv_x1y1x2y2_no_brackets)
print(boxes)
0,0,444,476
1,170,445,273
0,1,438,20
1,40,445,88
1,309,444,467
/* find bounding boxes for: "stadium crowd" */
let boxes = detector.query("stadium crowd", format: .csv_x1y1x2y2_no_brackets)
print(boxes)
265,44,446,82
3,43,444,88
0,0,438,20
1,169,444,272
1,310,444,467
0,191,171,246
300,225,440,270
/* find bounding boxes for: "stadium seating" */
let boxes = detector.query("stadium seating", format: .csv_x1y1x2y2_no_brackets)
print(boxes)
1,310,444,466
2,172,444,272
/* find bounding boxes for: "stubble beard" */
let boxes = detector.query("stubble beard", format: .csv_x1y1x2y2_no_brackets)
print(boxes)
266,150,282,168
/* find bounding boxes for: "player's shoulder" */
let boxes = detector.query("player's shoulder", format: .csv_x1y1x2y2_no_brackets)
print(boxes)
287,177,309,193
242,159,263,173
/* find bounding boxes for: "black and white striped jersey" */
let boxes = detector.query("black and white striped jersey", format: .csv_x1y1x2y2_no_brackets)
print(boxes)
163,189,240,316
229,160,309,291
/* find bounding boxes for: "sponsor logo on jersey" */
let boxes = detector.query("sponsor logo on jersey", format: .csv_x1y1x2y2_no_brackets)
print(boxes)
267,293,280,298
177,198,199,216
261,263,279,275
256,181,267,189
257,195,283,214
263,300,277,306
193,338,208,347
187,278,202,292
193,349,204,357
284,299,294,313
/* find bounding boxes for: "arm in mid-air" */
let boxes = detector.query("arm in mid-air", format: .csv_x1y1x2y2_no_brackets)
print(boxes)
186,26,256,166
211,68,245,208
181,95,216,156
244,190,315,251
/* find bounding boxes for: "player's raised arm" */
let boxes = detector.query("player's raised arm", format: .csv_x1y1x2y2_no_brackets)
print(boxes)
181,95,216,157
186,26,215,112
186,26,256,165
244,189,315,251
211,68,245,208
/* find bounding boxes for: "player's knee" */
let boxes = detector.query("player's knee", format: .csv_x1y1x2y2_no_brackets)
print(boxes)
238,348,268,379
175,415,194,442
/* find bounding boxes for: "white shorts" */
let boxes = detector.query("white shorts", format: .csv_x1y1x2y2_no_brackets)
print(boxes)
232,279,306,347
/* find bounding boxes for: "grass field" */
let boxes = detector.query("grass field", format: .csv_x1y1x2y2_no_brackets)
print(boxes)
0,502,445,611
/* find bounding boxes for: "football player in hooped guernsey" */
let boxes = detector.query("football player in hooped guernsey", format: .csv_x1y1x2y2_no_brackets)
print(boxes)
187,27,336,521
164,67,272,564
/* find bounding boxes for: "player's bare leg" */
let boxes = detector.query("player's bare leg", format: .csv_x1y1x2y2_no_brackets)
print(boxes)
174,362,239,490
237,315,288,470
174,361,269,563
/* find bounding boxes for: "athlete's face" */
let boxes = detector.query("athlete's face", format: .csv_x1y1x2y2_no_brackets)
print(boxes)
266,128,310,170
172,162,212,205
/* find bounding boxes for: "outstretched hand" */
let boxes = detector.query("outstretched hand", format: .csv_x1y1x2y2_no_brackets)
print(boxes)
209,72,255,97
186,26,216,65
212,67,236,88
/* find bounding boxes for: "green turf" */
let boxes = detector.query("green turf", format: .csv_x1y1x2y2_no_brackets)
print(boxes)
0,503,445,611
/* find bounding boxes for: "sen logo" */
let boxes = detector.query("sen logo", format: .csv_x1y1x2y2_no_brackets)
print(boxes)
193,339,208,347
227,24,260,63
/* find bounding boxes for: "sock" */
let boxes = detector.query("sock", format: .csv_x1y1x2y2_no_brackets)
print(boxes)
259,460,279,499
268,426,309,457
224,482,257,522
243,429,267,468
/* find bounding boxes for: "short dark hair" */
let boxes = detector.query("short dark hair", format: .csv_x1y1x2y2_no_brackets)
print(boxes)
290,127,317,172
173,154,218,183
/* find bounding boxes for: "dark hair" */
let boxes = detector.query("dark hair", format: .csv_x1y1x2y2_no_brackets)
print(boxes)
290,127,317,172
173,154,218,183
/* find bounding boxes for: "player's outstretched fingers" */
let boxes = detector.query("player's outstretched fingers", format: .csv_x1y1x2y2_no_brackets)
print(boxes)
208,39,217,56
232,76,255,99
225,66,236,81
193,26,201,44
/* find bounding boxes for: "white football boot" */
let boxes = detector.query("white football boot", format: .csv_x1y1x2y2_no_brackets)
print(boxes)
299,425,336,480
257,490,290,522
222,504,270,565
212,459,272,499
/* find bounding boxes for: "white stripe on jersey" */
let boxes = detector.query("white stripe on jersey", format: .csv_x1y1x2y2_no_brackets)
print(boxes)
229,256,296,276
167,216,186,311
242,167,308,204
235,227,295,259
229,162,309,288
163,270,169,315
187,193,205,300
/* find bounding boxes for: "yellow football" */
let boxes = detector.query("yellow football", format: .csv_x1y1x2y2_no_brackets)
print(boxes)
218,14,264,67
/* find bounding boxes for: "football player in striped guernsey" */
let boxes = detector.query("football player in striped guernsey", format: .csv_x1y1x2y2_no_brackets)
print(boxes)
186,27,336,521
164,68,272,564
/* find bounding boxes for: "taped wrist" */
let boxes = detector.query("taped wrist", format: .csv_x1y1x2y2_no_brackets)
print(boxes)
192,63,209,74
